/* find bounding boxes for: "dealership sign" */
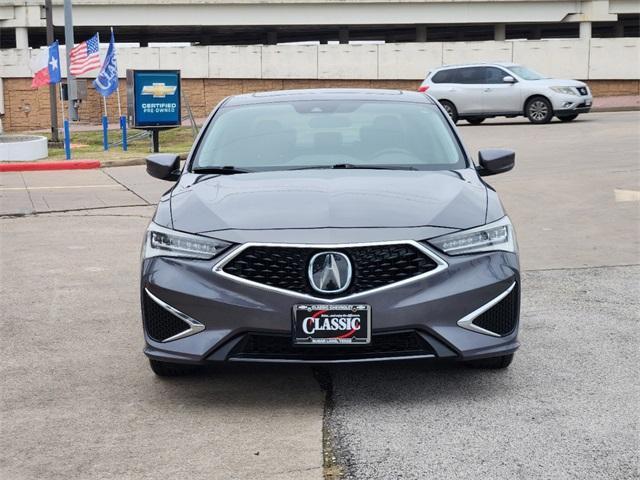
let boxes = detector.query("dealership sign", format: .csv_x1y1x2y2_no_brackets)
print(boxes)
126,70,181,128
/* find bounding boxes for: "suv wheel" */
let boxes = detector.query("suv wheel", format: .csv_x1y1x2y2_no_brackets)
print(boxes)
466,117,485,125
439,100,458,124
557,114,579,122
525,97,553,124
465,353,514,369
149,359,200,377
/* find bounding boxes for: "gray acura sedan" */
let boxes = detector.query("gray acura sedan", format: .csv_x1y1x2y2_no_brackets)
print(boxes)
141,89,520,376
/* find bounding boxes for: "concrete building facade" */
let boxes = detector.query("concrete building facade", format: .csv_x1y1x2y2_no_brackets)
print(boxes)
1,0,638,48
0,0,638,131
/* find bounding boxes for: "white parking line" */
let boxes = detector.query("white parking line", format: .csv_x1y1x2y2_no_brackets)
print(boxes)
0,185,122,191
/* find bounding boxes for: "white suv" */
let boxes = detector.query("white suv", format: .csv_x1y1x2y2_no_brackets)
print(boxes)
419,63,593,125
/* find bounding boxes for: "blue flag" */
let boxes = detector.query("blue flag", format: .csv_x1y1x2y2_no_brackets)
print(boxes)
93,30,118,97
48,41,62,84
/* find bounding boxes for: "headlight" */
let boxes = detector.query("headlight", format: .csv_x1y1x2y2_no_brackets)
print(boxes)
550,86,577,96
428,216,517,255
143,223,232,260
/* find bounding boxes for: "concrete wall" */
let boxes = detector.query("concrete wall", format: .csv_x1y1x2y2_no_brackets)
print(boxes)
2,38,639,81
1,38,639,131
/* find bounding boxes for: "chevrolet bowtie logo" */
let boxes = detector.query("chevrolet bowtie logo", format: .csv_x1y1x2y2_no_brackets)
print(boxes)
141,83,177,98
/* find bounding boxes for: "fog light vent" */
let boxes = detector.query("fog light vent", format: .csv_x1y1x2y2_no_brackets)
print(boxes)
143,292,191,342
472,284,519,336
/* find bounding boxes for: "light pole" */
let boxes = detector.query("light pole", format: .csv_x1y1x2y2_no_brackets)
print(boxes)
63,0,78,121
44,0,59,143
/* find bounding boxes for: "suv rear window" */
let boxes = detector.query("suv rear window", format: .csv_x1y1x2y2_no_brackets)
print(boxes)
432,70,455,83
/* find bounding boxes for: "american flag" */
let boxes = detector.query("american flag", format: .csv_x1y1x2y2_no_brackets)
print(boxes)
69,34,101,76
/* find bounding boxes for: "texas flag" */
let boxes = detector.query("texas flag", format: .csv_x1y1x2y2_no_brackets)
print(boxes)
30,40,62,88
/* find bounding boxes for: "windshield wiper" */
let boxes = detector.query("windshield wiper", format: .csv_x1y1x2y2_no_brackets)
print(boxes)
192,166,253,175
292,163,418,171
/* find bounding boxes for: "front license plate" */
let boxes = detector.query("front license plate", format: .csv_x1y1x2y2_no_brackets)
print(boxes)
293,304,371,345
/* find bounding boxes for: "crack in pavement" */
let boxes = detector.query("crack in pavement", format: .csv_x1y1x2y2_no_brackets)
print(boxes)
312,367,345,480
523,263,640,273
0,203,152,219
101,169,153,205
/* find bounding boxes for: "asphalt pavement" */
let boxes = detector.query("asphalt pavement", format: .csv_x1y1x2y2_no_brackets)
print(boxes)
1,111,638,479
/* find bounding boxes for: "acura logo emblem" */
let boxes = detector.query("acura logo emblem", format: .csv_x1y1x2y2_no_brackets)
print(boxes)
308,252,352,294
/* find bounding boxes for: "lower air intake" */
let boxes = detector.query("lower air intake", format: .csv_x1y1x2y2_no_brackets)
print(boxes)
228,330,435,361
143,292,189,342
473,284,519,336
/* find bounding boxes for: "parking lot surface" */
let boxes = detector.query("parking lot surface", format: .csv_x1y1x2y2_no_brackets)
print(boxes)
1,111,638,479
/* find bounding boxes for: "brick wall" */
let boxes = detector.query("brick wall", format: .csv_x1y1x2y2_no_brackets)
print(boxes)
1,78,637,132
585,80,640,97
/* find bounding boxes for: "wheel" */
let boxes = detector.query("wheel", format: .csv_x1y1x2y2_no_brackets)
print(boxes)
149,359,200,377
439,100,458,124
525,97,553,124
557,114,579,122
466,117,485,125
465,353,514,370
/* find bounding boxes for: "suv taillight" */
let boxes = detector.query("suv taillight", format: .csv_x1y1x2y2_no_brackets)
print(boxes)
418,85,429,92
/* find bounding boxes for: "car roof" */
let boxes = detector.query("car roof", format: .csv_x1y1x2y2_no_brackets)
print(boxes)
224,88,437,106
433,62,519,71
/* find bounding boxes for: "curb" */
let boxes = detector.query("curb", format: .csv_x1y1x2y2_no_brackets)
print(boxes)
0,160,101,172
591,106,639,113
100,158,147,168
100,153,187,169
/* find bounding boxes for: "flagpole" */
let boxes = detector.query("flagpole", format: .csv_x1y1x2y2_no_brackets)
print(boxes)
59,83,71,160
116,87,122,118
112,27,127,151
102,95,109,151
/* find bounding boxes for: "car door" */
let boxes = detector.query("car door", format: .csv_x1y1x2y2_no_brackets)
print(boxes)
453,67,486,115
430,68,463,109
480,67,522,114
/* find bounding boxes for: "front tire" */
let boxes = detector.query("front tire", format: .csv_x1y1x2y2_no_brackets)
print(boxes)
439,100,458,124
525,97,553,124
465,353,514,370
557,114,579,122
466,117,485,125
149,359,200,377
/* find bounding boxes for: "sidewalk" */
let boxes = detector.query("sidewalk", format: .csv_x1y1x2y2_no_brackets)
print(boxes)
592,95,640,111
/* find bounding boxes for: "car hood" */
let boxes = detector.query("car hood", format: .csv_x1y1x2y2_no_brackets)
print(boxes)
170,169,487,233
533,78,587,88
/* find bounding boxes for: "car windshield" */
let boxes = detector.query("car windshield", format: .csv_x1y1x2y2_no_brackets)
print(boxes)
192,100,467,171
506,66,548,80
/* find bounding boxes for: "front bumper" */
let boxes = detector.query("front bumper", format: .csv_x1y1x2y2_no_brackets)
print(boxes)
140,243,520,364
549,92,593,115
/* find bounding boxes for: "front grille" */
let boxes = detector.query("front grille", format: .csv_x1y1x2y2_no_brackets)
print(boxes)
222,244,438,297
228,331,435,361
143,292,189,342
577,86,588,96
472,284,519,336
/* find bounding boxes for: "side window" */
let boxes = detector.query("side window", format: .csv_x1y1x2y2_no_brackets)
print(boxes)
457,67,484,85
484,67,508,84
432,70,453,84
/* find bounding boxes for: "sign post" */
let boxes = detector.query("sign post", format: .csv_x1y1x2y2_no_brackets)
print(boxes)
126,70,181,153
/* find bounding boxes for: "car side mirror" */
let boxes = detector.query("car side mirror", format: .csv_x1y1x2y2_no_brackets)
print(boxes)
146,154,181,181
476,149,515,176
502,75,516,84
